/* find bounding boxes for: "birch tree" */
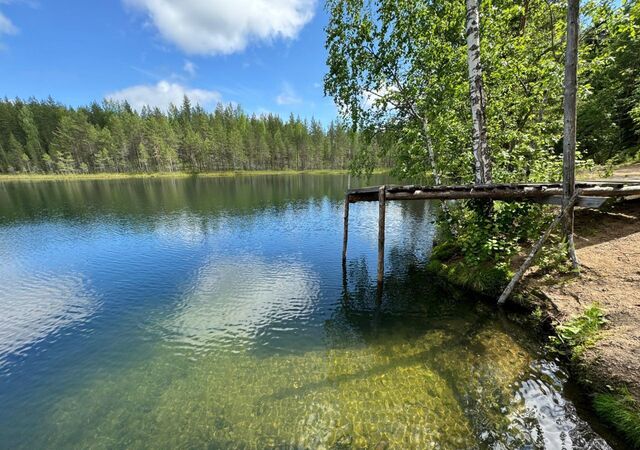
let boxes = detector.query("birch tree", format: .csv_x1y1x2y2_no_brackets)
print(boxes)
325,0,470,183
324,0,576,272
465,0,492,185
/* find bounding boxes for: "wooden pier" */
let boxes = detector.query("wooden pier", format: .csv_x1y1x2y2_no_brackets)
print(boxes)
342,179,640,301
341,0,636,305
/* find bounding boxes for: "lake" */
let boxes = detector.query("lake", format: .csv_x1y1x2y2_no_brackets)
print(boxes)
0,174,615,449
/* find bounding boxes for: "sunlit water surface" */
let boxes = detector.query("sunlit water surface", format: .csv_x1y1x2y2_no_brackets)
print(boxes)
0,175,614,449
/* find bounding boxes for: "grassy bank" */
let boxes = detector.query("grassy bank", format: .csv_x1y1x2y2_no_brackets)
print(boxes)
552,304,640,448
594,391,640,448
0,169,378,183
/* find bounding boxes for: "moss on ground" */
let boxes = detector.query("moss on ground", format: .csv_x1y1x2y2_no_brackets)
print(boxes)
426,242,510,298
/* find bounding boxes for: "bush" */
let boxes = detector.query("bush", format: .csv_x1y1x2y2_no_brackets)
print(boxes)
439,199,552,272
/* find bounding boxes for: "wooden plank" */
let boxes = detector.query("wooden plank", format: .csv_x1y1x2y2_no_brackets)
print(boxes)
348,193,379,202
348,183,640,203
384,185,640,201
348,180,639,196
497,190,582,305
377,186,386,287
531,195,608,208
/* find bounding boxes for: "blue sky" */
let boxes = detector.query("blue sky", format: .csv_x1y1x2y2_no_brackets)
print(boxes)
0,0,339,124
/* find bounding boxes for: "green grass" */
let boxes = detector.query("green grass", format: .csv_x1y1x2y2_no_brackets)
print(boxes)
594,390,640,448
549,303,606,360
0,168,373,182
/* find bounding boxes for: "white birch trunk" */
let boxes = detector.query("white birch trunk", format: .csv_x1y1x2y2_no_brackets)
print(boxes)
422,115,441,185
465,0,492,185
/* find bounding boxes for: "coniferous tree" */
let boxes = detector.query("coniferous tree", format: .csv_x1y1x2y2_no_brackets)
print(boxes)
0,142,7,171
7,133,26,172
0,97,381,174
19,106,43,169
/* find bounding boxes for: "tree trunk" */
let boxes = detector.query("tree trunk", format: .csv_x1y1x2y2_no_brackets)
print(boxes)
465,0,492,185
563,0,580,268
422,115,441,185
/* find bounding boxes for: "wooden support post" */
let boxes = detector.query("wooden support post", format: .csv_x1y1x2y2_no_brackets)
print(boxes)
342,194,350,265
377,186,386,287
497,190,581,305
563,0,580,269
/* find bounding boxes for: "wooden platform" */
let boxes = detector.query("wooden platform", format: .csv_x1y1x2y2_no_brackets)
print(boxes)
342,180,640,293
347,180,640,206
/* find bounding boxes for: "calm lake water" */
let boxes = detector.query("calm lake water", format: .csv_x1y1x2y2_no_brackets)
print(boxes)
0,175,614,449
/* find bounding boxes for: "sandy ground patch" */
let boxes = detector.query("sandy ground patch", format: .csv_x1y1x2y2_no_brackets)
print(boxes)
539,198,640,398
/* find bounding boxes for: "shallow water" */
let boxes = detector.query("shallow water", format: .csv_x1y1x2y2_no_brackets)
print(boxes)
0,175,614,449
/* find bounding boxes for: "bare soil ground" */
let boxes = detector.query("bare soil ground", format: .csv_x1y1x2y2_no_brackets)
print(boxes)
533,165,640,397
579,161,640,181
610,164,640,179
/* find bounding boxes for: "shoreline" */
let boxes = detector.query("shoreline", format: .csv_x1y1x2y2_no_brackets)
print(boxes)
0,169,380,183
428,197,640,447
423,164,640,446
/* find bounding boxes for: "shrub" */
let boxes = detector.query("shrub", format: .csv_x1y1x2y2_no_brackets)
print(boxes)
549,304,606,360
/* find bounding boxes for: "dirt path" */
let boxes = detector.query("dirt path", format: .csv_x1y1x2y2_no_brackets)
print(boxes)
538,193,640,398
579,161,640,181
611,164,640,179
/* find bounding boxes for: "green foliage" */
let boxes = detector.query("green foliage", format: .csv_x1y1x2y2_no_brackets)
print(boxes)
427,236,511,296
531,306,544,322
325,0,640,272
534,236,575,275
579,0,640,163
0,98,373,174
440,200,551,270
549,304,607,360
593,390,640,448
602,159,616,178
325,0,569,184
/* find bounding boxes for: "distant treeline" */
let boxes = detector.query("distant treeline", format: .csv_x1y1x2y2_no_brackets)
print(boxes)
0,98,377,174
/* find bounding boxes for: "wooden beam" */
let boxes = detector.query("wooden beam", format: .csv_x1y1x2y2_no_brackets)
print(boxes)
497,190,581,305
563,0,580,269
531,195,609,208
347,181,640,202
347,183,640,204
377,186,386,287
384,185,640,201
342,194,350,265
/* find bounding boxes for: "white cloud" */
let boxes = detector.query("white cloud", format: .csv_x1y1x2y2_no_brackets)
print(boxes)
167,255,319,346
183,60,197,76
125,0,315,55
276,82,301,105
106,80,221,111
0,11,18,35
0,267,98,366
